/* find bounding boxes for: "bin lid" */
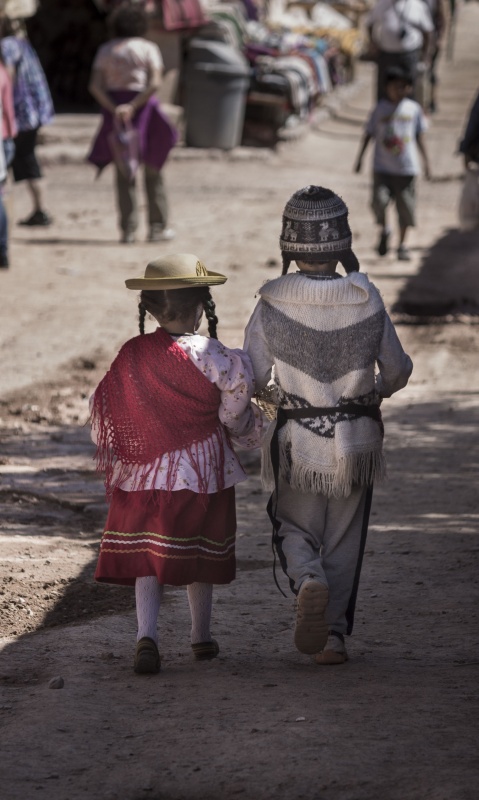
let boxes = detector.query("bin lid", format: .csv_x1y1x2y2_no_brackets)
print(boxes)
187,62,250,79
187,38,249,70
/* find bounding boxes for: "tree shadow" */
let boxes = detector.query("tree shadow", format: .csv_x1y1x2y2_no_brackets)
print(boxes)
375,393,479,531
0,419,135,638
0,391,477,645
393,227,479,316
0,383,264,643
0,393,477,800
13,238,121,247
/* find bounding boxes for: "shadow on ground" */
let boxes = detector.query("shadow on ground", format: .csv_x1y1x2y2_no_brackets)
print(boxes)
1,393,478,800
393,228,479,317
1,391,478,640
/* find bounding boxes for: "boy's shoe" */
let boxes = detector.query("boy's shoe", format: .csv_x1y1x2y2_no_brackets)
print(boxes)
121,230,135,244
397,245,411,261
294,579,329,655
18,210,52,227
315,631,349,665
134,636,161,674
0,250,9,268
148,225,175,242
377,229,390,256
191,638,220,661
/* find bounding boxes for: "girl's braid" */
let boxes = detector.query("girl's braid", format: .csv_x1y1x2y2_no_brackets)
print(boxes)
203,289,218,339
138,300,147,335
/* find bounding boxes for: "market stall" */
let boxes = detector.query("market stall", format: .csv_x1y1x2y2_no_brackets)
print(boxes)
192,0,367,144
11,0,368,147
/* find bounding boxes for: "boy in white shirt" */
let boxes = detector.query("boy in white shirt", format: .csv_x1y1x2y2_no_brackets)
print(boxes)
354,66,430,261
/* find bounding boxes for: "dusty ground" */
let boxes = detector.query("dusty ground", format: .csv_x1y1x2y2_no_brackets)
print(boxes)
1,5,479,800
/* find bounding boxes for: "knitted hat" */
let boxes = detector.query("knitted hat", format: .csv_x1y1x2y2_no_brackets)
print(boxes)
125,253,227,290
279,185,360,274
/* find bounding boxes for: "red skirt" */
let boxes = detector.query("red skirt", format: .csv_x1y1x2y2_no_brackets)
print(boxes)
95,487,236,587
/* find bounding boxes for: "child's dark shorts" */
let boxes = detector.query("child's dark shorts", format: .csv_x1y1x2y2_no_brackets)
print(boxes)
372,172,416,228
11,128,42,183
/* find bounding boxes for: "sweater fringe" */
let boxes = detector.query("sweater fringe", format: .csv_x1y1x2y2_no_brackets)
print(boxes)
262,439,387,498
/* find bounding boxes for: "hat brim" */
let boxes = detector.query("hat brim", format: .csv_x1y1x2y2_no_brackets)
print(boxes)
125,272,227,290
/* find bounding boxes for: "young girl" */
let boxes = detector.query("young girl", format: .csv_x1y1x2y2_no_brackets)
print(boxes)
91,253,262,674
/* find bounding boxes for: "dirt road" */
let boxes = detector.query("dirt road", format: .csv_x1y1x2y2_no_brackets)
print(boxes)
1,5,479,800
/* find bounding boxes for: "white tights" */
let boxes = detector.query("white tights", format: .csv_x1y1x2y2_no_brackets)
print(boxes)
135,577,213,646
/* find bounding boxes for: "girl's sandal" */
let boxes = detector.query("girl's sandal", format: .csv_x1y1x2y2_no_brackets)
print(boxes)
191,638,220,661
134,636,161,674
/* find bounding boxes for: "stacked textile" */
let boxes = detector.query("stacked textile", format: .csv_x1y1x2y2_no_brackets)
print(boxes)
193,0,362,134
249,47,332,117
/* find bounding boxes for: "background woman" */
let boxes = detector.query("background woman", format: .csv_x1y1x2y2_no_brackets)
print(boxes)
88,3,177,244
0,49,15,265
0,14,54,227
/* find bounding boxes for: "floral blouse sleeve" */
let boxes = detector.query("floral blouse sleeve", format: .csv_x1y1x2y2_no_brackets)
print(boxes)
179,336,263,449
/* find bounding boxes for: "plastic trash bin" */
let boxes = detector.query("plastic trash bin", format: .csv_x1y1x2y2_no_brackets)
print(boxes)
185,40,250,149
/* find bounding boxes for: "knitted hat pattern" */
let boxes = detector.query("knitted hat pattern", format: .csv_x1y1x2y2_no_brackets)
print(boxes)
279,185,360,274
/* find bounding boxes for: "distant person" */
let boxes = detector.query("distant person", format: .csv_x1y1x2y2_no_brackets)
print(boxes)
0,52,16,166
88,4,177,244
0,53,15,266
459,89,479,167
0,99,7,268
365,0,434,102
243,186,412,666
457,89,479,231
422,0,447,113
90,254,262,674
0,15,54,227
354,67,431,261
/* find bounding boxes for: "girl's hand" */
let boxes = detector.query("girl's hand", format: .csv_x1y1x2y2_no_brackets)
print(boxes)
115,103,135,124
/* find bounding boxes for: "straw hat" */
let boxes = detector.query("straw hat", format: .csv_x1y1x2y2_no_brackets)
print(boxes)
125,253,227,291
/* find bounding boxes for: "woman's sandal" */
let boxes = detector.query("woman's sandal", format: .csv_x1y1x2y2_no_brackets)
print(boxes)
191,638,220,661
134,636,161,674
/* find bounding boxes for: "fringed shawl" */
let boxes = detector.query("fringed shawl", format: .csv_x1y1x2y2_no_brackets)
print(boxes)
91,327,225,498
256,273,387,498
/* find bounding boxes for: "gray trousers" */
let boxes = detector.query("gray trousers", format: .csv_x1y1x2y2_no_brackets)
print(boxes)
115,164,168,234
274,480,370,635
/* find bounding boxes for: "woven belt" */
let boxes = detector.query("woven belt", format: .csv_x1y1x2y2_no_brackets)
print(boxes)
275,403,382,431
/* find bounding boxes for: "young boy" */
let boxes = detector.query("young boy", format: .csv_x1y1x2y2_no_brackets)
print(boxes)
354,66,430,261
244,186,412,664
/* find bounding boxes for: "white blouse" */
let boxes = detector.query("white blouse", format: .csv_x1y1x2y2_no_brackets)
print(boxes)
92,333,262,494
92,38,164,92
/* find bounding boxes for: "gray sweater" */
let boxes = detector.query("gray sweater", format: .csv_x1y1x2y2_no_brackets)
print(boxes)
244,271,413,497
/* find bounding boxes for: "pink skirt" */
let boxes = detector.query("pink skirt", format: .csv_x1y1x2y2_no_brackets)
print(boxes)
95,487,236,587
